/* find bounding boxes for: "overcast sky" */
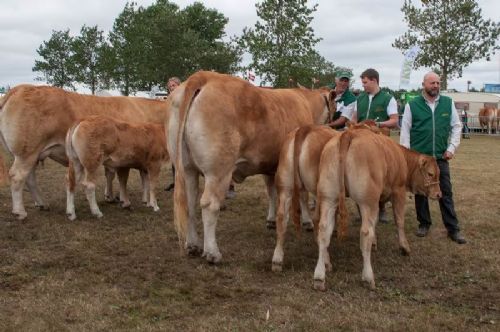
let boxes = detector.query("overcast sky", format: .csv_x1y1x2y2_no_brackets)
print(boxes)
1,0,499,91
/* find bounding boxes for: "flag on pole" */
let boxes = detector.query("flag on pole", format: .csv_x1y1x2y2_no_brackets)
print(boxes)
399,45,420,90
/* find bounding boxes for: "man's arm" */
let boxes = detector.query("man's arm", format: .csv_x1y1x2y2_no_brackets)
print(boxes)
378,97,399,128
446,101,463,157
399,103,412,148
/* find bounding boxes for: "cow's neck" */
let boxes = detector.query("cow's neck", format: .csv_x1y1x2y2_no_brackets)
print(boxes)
400,146,420,192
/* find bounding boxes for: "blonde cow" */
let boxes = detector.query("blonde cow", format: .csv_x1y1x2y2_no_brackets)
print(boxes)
170,71,336,264
478,106,498,134
313,129,442,291
0,85,169,219
65,116,168,220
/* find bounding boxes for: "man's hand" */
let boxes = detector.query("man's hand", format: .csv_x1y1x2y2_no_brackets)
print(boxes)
443,151,454,160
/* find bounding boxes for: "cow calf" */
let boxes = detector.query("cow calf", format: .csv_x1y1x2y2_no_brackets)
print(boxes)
65,116,168,220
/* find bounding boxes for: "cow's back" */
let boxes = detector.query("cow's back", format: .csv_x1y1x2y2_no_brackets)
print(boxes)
0,85,168,160
344,132,407,201
177,71,330,178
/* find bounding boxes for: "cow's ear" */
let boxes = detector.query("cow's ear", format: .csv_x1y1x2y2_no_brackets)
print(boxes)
418,156,428,168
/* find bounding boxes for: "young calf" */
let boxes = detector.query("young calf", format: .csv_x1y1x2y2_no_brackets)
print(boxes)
272,125,340,271
65,116,168,220
313,129,442,291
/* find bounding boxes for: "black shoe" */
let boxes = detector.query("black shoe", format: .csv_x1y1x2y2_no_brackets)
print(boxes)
448,231,467,244
165,183,175,192
416,225,429,237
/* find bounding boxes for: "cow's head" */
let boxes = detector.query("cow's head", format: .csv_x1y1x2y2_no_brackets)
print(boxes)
346,120,390,136
324,89,337,123
414,156,441,199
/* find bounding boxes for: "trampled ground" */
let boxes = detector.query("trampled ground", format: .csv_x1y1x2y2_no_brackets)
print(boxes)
0,135,499,331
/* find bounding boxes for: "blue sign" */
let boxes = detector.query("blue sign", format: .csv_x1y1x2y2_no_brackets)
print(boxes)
484,84,500,93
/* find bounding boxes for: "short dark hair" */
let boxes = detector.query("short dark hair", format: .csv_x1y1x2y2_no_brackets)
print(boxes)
360,68,379,84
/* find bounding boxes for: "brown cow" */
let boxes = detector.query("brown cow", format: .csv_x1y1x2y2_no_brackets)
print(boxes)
169,71,336,263
0,85,169,219
478,106,498,134
272,125,340,271
271,121,389,271
65,116,168,220
313,129,442,291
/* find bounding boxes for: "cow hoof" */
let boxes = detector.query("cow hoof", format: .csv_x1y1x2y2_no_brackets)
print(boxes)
12,211,27,220
313,279,326,291
400,247,410,256
94,212,104,219
121,203,131,210
302,221,314,232
266,220,276,229
204,252,222,264
152,207,160,212
272,262,283,272
36,204,50,211
67,213,76,221
187,245,203,257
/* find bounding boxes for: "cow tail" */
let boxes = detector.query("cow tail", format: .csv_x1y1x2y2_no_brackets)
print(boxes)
336,130,353,240
173,75,205,248
291,126,312,235
65,124,80,193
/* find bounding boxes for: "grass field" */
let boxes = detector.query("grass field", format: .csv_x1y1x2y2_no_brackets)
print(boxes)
0,135,499,331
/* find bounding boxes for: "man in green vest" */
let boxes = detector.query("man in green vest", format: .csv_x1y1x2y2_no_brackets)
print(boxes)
328,70,357,129
355,68,399,128
356,68,399,223
400,72,466,244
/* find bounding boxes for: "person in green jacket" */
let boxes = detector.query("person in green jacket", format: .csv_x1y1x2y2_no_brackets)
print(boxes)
356,68,399,223
328,70,357,129
400,72,466,244
355,68,399,129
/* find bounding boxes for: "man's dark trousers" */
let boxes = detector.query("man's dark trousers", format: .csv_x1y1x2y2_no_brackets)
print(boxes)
414,159,460,233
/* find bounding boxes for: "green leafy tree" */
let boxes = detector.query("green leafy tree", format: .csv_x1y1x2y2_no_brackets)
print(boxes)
108,2,148,95
72,25,108,94
393,0,500,90
33,29,76,89
240,0,322,88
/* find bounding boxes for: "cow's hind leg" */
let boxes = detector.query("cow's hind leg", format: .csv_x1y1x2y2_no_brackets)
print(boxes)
199,174,232,264
9,155,38,220
66,160,84,220
26,168,49,210
82,170,103,218
392,190,410,255
300,191,314,231
272,186,292,272
184,168,202,256
359,203,378,289
313,197,337,291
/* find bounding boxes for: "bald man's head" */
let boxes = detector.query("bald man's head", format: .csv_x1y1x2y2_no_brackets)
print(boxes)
422,72,441,98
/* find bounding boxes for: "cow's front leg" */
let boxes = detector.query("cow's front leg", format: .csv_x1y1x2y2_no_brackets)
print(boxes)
263,175,277,229
146,166,161,212
140,169,150,205
392,190,410,255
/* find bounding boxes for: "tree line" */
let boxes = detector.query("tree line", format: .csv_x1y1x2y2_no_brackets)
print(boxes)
32,0,498,95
